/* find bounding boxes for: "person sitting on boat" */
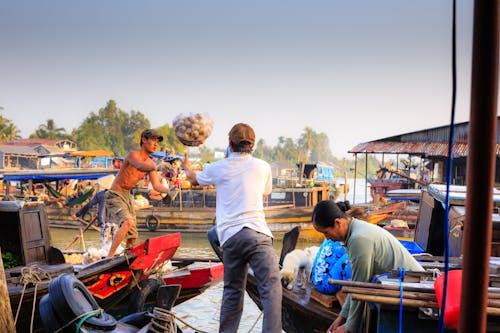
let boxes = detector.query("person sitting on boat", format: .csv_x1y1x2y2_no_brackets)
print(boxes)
311,202,364,306
106,129,171,258
147,171,170,207
312,200,424,333
182,123,282,333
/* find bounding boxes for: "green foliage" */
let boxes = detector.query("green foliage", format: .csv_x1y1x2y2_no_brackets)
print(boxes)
30,119,70,139
1,251,19,269
4,100,359,167
0,114,21,142
73,100,151,156
253,127,336,166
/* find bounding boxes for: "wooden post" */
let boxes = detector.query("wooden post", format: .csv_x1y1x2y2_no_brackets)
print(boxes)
80,228,86,251
0,249,16,333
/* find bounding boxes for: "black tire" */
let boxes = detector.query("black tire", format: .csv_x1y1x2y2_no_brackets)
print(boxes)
128,278,165,314
49,274,117,331
145,215,159,232
39,294,63,333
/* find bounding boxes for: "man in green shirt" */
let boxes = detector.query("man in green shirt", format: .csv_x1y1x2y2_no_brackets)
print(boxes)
312,200,424,333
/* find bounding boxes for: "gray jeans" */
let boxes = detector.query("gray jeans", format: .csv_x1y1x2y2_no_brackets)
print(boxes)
220,227,282,333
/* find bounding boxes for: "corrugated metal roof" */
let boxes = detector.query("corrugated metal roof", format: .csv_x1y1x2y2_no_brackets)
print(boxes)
347,141,500,157
365,117,500,144
0,145,39,155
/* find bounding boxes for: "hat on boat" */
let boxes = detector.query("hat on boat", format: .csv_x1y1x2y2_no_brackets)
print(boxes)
228,123,255,146
140,129,164,145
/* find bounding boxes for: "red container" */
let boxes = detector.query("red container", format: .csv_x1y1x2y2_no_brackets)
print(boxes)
434,269,462,329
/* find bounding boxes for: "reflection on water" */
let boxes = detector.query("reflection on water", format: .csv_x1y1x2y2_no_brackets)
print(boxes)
51,229,319,332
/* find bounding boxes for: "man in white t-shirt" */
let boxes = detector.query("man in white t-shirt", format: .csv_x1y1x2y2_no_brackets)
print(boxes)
182,123,282,333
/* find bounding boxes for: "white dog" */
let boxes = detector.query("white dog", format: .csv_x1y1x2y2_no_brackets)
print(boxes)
280,246,319,289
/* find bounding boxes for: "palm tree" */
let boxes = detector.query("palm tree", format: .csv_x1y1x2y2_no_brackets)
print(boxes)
298,127,316,161
31,119,67,139
0,116,20,143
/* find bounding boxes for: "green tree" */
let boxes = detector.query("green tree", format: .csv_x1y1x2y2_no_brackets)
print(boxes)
74,100,151,156
30,119,69,139
298,127,316,160
0,115,20,142
154,123,185,155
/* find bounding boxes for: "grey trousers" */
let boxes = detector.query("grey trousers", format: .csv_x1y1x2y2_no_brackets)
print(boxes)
219,227,282,333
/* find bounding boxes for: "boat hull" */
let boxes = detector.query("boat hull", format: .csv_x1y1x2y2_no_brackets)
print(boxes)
245,273,339,333
47,205,325,240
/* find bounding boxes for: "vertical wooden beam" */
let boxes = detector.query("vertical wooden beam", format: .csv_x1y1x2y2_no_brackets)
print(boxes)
0,250,16,333
460,0,500,332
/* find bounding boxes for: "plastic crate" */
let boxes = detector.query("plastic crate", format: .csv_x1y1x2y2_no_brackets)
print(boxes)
398,240,424,254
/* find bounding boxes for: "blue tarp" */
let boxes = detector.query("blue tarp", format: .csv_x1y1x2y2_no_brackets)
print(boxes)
150,152,183,161
2,173,114,181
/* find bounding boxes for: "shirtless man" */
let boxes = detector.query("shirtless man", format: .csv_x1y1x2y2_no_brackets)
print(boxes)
106,129,170,257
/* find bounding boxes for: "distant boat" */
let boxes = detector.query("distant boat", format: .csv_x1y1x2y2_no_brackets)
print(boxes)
47,185,331,241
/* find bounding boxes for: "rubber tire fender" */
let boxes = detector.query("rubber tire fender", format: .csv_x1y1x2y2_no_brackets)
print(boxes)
145,214,159,232
48,273,117,331
128,278,165,314
39,294,63,333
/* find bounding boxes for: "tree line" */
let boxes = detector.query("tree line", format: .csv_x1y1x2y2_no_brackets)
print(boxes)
0,100,380,176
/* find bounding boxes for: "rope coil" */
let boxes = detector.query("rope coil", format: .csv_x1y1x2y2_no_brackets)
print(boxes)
14,265,53,333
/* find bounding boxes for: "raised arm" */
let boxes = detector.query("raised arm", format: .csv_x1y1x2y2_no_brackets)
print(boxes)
181,152,199,186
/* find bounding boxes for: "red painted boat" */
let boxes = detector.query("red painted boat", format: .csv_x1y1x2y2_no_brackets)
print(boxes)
78,233,181,310
164,258,224,305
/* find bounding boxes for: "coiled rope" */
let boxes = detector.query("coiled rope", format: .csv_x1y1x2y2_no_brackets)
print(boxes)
14,265,53,333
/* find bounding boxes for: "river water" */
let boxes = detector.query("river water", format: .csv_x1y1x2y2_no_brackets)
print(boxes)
50,229,319,333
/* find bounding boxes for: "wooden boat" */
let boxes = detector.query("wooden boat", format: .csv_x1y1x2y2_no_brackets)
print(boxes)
102,257,224,318
39,272,184,333
415,184,500,256
238,227,341,333
2,200,180,333
164,258,224,305
46,185,331,240
0,165,330,239
246,273,339,333
240,185,500,333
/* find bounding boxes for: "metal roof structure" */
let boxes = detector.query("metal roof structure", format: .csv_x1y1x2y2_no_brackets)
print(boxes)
348,117,500,157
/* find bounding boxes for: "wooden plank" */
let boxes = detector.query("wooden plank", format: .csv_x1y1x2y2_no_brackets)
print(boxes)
310,289,337,308
0,250,16,333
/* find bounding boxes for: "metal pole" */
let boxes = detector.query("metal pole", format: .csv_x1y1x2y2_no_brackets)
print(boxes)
353,154,358,204
460,1,499,332
365,153,368,203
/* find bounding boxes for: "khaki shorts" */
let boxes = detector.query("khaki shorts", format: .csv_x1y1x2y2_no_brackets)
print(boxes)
105,189,138,241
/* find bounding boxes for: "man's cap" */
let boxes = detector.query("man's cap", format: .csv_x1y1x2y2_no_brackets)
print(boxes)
141,129,164,142
228,123,255,146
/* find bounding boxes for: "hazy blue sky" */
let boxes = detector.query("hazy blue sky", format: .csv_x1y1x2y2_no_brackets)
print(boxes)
0,1,480,157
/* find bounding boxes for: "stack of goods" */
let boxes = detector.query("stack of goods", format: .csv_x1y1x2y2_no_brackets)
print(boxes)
173,113,214,146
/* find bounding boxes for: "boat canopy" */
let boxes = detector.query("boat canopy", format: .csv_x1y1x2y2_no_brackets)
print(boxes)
0,169,117,181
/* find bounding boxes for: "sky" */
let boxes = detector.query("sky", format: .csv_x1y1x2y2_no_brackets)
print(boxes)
0,1,483,158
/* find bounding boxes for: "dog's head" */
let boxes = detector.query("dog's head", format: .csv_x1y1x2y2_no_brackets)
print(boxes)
280,270,296,290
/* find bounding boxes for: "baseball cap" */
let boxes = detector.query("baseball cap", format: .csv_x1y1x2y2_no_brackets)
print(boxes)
228,123,255,146
141,129,164,142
